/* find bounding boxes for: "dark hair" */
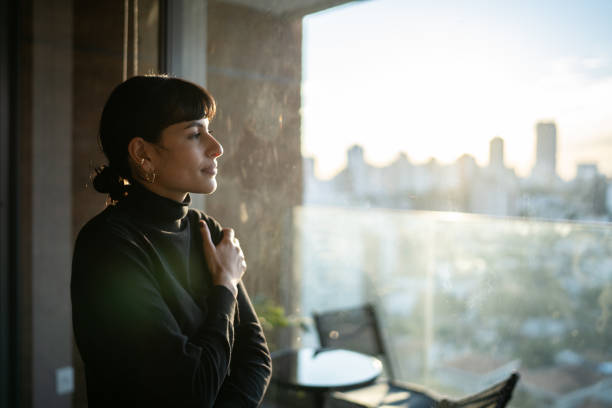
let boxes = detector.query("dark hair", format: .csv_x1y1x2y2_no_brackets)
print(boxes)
92,75,216,201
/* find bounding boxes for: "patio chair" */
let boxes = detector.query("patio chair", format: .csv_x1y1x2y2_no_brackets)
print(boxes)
314,304,397,379
314,304,519,408
437,372,520,407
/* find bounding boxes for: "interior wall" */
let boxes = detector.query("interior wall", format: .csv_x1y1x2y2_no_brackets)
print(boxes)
23,0,74,407
206,1,303,323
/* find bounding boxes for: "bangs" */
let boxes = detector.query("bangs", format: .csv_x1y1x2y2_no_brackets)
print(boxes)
150,77,216,132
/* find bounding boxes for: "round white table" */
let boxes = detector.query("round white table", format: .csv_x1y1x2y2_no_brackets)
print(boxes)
271,347,383,406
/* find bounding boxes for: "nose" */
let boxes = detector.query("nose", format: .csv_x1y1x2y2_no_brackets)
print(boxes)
206,133,223,158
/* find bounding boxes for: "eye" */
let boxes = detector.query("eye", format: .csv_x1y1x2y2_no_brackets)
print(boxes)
189,132,201,140
208,129,214,135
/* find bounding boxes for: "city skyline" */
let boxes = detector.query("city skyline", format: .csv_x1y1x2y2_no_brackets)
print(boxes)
302,0,612,181
304,120,610,221
305,121,593,184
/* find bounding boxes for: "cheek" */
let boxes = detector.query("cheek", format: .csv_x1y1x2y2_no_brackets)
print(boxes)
162,147,201,172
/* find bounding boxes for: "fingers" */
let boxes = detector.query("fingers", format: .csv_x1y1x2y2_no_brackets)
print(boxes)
237,247,247,271
222,228,235,244
223,228,243,256
202,222,247,274
234,239,246,273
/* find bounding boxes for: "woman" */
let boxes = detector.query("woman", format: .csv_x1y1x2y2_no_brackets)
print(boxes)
71,75,272,407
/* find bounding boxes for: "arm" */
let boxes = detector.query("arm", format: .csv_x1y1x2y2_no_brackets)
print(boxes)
214,282,272,407
201,215,272,407
71,226,236,407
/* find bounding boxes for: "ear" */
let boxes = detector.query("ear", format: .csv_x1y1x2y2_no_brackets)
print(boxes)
127,137,155,172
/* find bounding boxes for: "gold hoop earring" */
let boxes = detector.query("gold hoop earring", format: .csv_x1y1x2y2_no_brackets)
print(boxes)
139,158,156,183
144,171,157,184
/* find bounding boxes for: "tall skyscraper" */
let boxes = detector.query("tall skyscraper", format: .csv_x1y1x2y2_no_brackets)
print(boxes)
533,121,557,180
489,136,504,169
346,145,368,195
347,144,365,166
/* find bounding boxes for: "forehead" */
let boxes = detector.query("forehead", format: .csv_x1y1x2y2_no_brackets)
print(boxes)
162,117,208,133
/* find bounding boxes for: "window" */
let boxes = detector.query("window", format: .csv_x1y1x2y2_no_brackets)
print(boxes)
295,2,612,406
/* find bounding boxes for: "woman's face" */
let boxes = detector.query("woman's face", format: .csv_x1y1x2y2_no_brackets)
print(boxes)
149,117,223,201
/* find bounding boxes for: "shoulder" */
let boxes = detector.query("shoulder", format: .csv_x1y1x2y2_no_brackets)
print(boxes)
72,206,155,290
188,208,224,245
75,205,137,247
73,205,152,271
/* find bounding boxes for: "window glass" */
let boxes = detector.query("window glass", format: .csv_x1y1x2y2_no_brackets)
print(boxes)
295,1,612,406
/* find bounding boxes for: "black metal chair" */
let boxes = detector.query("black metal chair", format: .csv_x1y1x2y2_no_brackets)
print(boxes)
313,304,519,408
314,304,397,379
437,372,520,407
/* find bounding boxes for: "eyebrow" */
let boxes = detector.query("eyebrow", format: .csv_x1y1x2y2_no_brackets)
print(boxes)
183,121,205,129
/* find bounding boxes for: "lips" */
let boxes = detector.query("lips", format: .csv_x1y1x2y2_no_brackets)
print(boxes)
201,165,217,175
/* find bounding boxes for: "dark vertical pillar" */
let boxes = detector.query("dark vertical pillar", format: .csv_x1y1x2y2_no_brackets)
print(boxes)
164,0,208,210
1,0,20,406
18,0,33,405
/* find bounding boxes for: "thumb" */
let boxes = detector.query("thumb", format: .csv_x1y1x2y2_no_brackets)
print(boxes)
199,220,216,259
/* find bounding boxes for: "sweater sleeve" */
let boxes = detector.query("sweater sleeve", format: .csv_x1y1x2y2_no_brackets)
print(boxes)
201,214,273,407
214,282,272,407
71,224,237,407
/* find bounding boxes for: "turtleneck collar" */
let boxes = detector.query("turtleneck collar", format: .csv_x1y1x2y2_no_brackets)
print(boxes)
118,182,191,226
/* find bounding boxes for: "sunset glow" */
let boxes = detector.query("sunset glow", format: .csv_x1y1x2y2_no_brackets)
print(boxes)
302,0,612,180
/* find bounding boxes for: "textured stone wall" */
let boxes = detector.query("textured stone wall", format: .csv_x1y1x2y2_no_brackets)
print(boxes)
206,1,303,312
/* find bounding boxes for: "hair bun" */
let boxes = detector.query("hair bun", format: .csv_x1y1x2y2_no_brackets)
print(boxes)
92,165,128,202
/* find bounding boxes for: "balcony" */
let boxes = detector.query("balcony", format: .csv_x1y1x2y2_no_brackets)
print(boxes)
271,206,612,407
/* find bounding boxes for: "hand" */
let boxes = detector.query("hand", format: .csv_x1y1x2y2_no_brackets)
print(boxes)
199,220,247,297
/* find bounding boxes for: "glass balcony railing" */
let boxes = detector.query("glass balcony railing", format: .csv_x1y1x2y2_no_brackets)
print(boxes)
292,205,612,407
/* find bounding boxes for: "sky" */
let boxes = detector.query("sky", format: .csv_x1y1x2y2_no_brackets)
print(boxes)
301,0,612,180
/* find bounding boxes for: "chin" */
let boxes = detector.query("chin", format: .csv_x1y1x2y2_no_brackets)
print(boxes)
187,175,217,195
199,180,217,195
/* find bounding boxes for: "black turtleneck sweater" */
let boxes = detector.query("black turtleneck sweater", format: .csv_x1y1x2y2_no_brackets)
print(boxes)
71,183,272,407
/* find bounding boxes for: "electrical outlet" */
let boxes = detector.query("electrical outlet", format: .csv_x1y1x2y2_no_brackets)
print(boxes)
56,366,74,395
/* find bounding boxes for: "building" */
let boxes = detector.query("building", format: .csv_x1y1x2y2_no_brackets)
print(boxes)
489,136,505,170
531,121,558,183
